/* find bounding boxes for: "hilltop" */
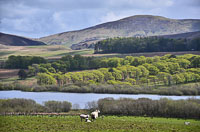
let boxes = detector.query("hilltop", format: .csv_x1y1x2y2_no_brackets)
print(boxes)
0,32,46,46
38,15,200,49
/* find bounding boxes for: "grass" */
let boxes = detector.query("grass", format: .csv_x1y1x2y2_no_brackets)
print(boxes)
0,116,199,132
0,45,94,60
1,44,199,61
55,49,94,56
95,51,200,58
0,69,19,80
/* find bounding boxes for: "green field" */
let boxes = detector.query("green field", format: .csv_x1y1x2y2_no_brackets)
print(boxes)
0,45,94,60
0,116,199,132
1,44,200,61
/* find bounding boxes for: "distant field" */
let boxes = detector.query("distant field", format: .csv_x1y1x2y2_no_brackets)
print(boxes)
0,44,199,60
0,45,94,60
0,116,199,132
91,51,200,58
0,69,37,86
0,69,19,79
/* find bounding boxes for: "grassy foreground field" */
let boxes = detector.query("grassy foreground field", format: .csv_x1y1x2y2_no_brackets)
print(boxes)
0,116,199,132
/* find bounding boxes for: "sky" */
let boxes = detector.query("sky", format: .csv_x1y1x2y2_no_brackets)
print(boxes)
0,0,200,38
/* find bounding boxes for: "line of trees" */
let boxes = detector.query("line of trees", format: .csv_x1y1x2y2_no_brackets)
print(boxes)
4,55,104,71
2,98,199,119
0,99,71,114
5,55,46,69
94,37,200,54
31,54,200,87
97,98,200,119
1,82,200,95
2,54,200,95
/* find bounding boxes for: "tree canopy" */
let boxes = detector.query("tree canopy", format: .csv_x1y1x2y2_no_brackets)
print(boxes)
94,37,200,54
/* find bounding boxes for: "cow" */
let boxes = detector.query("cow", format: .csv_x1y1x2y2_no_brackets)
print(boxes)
91,110,100,121
85,118,91,122
80,114,90,122
184,122,190,125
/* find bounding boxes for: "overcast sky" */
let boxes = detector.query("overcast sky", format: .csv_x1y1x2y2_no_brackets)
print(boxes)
0,0,200,38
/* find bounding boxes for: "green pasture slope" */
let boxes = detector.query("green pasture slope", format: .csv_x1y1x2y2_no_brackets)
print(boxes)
0,116,199,132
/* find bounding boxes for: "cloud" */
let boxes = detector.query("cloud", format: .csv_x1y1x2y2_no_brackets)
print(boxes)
52,12,68,30
100,12,127,23
0,0,199,38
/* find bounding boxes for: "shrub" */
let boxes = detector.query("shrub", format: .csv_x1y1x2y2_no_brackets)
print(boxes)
44,101,72,112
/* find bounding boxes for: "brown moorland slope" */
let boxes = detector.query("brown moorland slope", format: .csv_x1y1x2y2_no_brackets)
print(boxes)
0,32,46,46
38,15,200,49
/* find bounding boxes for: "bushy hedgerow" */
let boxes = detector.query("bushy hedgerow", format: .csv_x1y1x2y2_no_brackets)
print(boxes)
98,98,200,119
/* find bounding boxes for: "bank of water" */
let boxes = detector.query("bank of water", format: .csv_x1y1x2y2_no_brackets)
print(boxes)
0,90,199,108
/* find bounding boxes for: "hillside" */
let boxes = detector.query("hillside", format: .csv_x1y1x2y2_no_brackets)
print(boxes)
161,31,200,39
0,32,46,46
38,15,200,49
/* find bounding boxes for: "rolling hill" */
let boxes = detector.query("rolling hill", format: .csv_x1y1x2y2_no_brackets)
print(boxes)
38,15,200,49
0,32,46,46
161,31,200,39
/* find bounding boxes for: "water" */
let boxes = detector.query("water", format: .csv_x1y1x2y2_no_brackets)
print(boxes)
0,90,200,108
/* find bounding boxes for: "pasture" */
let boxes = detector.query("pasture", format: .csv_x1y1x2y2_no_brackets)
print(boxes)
0,45,93,60
0,69,19,80
0,44,200,61
0,116,199,132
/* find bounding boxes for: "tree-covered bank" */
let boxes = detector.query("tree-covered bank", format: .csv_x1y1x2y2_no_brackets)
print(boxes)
98,98,200,119
1,82,200,96
1,54,200,95
0,98,71,114
32,54,200,88
1,98,200,119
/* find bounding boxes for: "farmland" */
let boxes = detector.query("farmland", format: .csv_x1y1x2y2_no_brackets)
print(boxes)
0,44,200,61
0,69,19,79
0,115,199,132
0,45,93,60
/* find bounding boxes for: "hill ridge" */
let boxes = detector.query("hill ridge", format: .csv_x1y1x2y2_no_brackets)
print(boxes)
32,15,200,48
0,32,46,46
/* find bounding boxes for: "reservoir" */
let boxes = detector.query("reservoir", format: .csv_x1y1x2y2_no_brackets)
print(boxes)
0,90,199,108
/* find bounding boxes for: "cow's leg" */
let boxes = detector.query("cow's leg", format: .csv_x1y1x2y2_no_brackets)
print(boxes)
91,115,95,122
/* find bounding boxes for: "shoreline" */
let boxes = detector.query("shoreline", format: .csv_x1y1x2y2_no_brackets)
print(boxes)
1,89,200,96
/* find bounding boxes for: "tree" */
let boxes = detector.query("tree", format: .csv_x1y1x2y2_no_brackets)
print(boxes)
37,73,57,85
153,62,169,73
125,78,136,85
173,74,185,85
44,101,71,112
72,103,80,110
53,73,64,86
111,68,123,80
149,75,158,86
99,68,115,81
138,66,149,77
143,63,159,75
18,69,27,80
167,62,180,74
177,59,191,69
28,66,36,76
157,72,172,85
191,56,200,68
107,58,121,67
5,55,46,69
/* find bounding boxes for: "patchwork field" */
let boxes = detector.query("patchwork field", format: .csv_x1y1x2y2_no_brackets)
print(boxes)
0,116,199,132
0,45,94,60
1,44,200,61
0,69,19,79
